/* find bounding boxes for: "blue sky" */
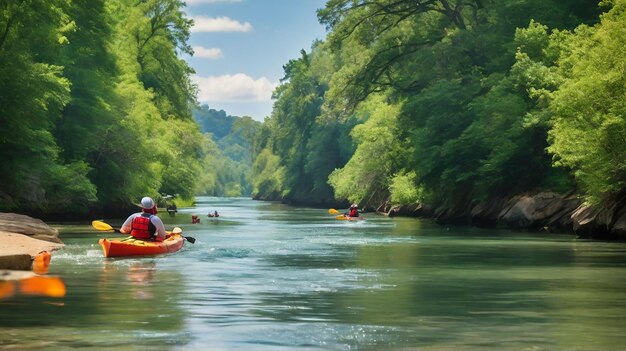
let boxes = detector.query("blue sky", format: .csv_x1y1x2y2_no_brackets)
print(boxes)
183,0,328,121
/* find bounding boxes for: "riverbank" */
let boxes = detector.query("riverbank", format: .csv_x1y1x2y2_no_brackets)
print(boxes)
381,191,626,240
0,213,64,274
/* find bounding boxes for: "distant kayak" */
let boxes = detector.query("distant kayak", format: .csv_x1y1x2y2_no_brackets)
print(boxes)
336,215,364,221
99,232,184,258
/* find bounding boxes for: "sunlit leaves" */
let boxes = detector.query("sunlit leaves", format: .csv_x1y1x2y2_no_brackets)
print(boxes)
548,0,626,202
251,148,285,200
328,94,406,204
390,171,424,205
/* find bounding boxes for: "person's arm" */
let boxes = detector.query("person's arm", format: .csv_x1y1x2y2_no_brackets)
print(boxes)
151,216,167,240
119,214,136,234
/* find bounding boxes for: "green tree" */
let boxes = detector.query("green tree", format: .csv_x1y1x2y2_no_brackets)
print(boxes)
0,0,97,214
317,0,599,212
251,148,285,200
328,95,409,206
548,0,626,203
264,49,327,203
124,0,195,118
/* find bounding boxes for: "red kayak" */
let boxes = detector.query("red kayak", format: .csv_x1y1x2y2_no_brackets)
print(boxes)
99,233,184,257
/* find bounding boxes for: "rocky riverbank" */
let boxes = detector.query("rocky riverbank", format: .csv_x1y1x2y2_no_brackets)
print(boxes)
0,213,64,276
381,191,626,240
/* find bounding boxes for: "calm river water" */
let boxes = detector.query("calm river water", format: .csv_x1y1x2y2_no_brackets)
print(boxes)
2,197,626,350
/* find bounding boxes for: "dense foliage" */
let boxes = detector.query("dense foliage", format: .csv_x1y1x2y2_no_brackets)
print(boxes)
251,48,355,206
252,0,626,213
3,0,625,218
0,0,215,217
193,105,261,197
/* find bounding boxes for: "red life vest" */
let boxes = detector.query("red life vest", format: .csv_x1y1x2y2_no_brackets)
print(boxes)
131,214,155,239
349,208,359,217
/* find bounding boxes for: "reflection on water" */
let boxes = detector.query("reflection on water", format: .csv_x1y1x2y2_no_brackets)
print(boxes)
2,197,626,350
0,274,66,300
0,252,188,349
127,261,157,300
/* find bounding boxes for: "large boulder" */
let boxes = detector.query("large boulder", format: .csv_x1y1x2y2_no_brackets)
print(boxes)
498,192,580,230
0,213,64,272
0,212,62,243
470,197,511,227
571,198,625,239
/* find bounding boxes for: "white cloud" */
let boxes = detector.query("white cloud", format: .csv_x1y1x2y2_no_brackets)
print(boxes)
193,46,223,59
191,16,252,33
193,74,278,102
186,0,241,4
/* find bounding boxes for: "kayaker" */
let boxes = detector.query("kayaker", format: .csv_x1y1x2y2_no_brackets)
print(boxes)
345,204,360,218
166,203,177,216
120,197,167,242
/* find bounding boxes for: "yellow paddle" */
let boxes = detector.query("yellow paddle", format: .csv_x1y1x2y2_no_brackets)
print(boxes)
91,220,193,243
328,208,340,215
92,220,120,232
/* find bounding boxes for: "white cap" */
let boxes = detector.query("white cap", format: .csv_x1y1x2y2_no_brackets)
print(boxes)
141,197,155,209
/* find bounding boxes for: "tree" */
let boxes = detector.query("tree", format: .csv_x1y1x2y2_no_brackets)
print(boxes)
317,0,599,212
0,0,97,214
548,0,626,203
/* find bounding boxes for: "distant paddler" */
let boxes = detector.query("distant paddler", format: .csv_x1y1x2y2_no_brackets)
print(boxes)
328,204,364,220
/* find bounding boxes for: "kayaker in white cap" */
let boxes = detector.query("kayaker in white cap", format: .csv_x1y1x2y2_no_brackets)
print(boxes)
119,196,167,241
343,203,360,218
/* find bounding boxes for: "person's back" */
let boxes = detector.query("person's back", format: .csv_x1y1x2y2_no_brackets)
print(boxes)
120,197,167,241
348,204,359,217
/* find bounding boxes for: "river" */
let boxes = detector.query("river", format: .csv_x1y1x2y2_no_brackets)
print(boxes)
1,196,625,350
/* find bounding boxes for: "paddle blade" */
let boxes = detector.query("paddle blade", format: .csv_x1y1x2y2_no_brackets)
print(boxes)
328,209,340,215
184,236,196,244
92,220,114,231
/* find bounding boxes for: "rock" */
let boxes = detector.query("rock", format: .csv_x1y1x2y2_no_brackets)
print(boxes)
498,195,535,228
0,232,64,272
470,197,511,227
612,207,626,239
572,204,615,238
0,212,62,244
0,254,33,271
497,192,581,230
387,203,433,217
377,191,626,240
434,204,471,225
0,213,63,271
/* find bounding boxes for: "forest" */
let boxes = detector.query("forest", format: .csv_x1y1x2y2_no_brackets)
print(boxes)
252,0,626,229
0,0,256,218
1,0,625,231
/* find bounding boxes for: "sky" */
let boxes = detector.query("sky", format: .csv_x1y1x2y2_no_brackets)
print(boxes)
183,0,328,121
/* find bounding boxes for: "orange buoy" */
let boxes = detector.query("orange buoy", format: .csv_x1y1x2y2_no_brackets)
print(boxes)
32,251,51,274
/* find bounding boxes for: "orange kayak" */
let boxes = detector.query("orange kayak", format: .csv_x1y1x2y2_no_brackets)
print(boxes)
99,233,184,257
